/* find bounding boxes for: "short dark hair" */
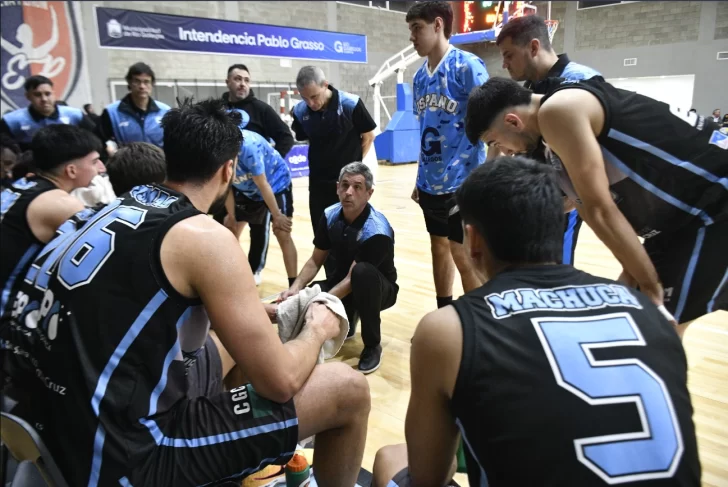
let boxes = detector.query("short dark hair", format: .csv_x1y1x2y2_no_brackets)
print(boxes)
106,142,167,195
227,64,250,77
12,151,34,181
125,62,156,84
31,125,102,173
24,75,53,92
465,77,533,144
496,15,552,51
456,156,564,264
406,1,453,39
83,103,92,113
0,133,20,155
161,98,243,183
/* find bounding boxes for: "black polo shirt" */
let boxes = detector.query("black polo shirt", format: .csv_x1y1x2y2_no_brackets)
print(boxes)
314,203,397,287
291,85,377,183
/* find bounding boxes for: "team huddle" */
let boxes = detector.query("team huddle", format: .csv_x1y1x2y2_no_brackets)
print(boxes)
1,1,725,486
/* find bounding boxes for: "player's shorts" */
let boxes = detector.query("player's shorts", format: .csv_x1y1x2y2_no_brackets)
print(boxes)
418,190,462,242
646,218,728,323
233,185,294,224
186,334,225,398
132,383,298,486
388,468,459,487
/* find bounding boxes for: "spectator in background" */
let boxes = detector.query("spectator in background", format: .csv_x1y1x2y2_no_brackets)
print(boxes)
0,76,96,151
722,113,728,128
712,108,721,123
97,62,170,153
221,63,295,285
83,103,101,126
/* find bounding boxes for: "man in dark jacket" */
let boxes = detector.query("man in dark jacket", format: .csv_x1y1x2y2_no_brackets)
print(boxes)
221,64,295,285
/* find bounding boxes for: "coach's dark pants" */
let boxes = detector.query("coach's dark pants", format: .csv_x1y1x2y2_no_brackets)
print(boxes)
317,263,398,347
309,179,339,278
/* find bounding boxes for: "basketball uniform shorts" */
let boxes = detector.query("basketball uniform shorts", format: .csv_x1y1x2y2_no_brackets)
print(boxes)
388,468,459,487
132,382,298,486
646,218,728,323
418,190,463,242
233,185,294,224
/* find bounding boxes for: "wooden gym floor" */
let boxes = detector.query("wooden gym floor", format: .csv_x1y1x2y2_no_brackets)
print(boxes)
242,164,727,487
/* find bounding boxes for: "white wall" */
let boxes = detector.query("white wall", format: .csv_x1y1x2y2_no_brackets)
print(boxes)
605,75,696,113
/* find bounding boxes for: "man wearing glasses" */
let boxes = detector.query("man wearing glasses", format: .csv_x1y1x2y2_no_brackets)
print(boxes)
97,62,171,154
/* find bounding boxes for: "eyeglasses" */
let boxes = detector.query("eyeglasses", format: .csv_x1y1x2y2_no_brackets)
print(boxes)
131,79,153,86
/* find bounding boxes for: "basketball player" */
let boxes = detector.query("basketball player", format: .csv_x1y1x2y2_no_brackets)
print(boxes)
0,75,97,151
0,99,370,487
0,124,102,317
372,156,700,487
465,77,728,334
104,142,167,196
224,109,298,287
406,1,489,307
497,14,604,265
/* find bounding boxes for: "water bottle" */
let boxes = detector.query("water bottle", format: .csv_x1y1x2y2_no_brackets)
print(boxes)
285,453,311,486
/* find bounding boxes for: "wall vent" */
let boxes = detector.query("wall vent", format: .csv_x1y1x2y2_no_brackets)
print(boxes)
624,58,637,66
718,52,728,61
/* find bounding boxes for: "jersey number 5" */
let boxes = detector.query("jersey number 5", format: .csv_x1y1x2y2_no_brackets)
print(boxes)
533,312,684,484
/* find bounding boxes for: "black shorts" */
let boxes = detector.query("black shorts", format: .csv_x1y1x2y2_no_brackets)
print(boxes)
418,190,462,242
646,219,728,323
186,334,225,398
133,384,298,486
389,468,460,487
233,185,294,224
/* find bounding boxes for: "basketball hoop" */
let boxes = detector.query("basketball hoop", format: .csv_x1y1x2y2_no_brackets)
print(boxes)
545,19,559,43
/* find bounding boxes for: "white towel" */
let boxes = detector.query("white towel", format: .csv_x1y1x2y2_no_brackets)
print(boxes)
276,285,349,364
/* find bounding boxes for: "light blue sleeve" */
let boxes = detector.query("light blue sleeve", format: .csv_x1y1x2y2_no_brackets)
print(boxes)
243,144,265,177
462,56,490,95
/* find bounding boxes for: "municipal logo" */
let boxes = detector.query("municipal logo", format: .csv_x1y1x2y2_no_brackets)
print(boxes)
1,1,83,110
107,19,123,39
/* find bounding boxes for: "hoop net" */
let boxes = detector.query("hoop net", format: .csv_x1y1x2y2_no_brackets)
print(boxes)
545,19,559,43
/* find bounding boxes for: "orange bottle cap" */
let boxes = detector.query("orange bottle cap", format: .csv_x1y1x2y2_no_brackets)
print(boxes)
286,453,309,473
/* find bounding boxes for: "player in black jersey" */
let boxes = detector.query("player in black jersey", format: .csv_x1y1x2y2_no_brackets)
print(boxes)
1,99,370,487
373,156,700,487
0,124,103,317
465,77,728,336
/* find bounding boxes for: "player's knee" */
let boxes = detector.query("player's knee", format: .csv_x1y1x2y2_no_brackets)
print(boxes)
430,235,450,256
373,444,407,487
351,262,376,288
273,227,290,240
449,241,471,269
329,362,370,415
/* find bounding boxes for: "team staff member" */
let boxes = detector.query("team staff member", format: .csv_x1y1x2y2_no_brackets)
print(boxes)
221,63,295,284
1,76,96,152
372,156,700,487
496,15,603,265
292,66,377,235
465,77,728,335
282,162,398,374
97,62,170,151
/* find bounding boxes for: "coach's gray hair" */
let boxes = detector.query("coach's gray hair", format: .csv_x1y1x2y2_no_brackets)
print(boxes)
339,162,373,190
296,66,326,91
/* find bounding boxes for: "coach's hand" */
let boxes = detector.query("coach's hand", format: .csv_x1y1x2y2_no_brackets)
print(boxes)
411,186,419,203
279,286,301,302
305,302,340,340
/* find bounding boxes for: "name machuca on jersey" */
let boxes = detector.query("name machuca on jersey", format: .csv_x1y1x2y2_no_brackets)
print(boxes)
485,283,642,319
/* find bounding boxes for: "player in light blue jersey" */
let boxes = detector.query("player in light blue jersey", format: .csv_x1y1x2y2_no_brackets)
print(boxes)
407,1,489,310
225,109,298,287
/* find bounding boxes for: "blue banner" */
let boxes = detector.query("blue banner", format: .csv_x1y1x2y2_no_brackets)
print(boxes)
95,7,367,63
286,144,309,179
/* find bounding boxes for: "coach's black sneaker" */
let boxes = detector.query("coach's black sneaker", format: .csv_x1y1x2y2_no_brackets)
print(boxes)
358,345,382,374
